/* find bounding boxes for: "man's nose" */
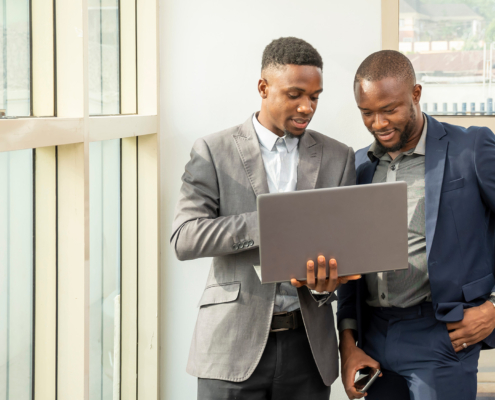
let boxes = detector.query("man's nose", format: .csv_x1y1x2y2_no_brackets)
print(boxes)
297,98,313,114
372,114,389,131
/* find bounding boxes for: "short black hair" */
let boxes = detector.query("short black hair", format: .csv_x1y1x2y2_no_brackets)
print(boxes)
261,37,323,71
354,50,415,86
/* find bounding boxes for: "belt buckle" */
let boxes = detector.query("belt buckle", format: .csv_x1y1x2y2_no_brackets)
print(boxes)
270,311,291,332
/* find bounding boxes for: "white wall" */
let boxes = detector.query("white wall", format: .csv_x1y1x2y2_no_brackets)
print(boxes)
159,1,382,399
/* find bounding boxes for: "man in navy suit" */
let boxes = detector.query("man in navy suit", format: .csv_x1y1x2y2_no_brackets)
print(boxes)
337,50,495,400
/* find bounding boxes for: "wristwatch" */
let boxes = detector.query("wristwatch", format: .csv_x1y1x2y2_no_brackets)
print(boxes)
489,293,495,308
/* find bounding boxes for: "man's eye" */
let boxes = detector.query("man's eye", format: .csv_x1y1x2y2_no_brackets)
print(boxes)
363,112,372,117
385,108,396,113
288,94,299,99
311,97,320,101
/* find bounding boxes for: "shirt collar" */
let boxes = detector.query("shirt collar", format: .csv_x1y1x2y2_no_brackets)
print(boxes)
252,113,299,153
414,116,427,156
368,113,428,161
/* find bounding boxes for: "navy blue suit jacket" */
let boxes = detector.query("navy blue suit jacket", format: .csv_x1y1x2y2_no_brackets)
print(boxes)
337,114,495,349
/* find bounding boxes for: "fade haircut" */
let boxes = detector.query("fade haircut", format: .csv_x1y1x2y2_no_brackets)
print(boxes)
261,37,323,72
354,50,416,87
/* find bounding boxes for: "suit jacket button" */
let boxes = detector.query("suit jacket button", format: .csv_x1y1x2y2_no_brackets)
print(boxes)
248,240,254,246
232,243,238,250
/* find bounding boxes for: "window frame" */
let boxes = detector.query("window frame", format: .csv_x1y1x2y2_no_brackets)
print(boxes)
381,0,495,131
0,0,160,398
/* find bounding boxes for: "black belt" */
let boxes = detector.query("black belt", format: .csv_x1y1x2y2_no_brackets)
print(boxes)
270,310,304,332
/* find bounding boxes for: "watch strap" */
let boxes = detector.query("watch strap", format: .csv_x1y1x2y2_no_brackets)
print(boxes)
489,293,495,307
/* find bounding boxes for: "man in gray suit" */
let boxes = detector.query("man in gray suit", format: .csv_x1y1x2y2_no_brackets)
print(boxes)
171,37,356,399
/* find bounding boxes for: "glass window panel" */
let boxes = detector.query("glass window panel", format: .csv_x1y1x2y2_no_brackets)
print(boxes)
89,0,120,115
90,139,121,400
0,0,31,117
0,149,33,400
400,0,495,115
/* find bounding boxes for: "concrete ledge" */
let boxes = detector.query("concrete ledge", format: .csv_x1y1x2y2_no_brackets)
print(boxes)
477,382,495,394
479,373,495,383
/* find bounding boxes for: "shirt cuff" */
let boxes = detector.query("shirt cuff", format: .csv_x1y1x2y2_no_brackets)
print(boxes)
309,290,337,307
338,318,358,333
310,289,330,295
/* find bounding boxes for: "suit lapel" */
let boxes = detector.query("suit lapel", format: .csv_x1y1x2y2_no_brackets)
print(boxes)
358,160,378,185
233,116,270,196
296,131,322,190
424,115,448,258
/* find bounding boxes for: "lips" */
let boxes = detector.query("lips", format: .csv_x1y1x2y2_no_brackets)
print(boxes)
291,118,310,130
375,129,396,141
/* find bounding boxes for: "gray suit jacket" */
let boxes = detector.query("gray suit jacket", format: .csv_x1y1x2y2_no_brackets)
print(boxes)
171,115,356,385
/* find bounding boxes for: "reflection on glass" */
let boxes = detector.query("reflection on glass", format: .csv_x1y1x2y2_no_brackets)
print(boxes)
400,0,495,115
0,149,33,400
90,139,121,400
0,0,31,117
89,0,120,115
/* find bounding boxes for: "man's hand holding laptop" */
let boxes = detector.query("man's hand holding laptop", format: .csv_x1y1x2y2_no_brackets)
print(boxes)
291,256,368,399
291,256,362,293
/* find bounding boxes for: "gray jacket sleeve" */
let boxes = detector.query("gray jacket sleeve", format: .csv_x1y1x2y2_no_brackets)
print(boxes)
339,147,356,187
170,138,259,261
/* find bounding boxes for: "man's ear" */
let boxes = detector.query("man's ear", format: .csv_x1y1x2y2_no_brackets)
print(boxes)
412,84,422,104
258,78,268,99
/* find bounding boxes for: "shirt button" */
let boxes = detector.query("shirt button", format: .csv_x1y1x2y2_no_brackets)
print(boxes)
391,165,396,171
381,293,386,300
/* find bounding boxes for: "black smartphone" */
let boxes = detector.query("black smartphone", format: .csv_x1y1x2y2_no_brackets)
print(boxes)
354,367,381,394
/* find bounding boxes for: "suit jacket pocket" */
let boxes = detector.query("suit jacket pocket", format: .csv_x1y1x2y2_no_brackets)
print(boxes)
198,282,241,307
442,177,464,193
462,273,495,302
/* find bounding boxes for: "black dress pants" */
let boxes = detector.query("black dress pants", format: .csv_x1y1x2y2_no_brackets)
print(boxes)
198,326,330,400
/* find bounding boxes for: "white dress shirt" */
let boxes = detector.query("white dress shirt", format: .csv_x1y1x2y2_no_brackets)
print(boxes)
252,114,301,312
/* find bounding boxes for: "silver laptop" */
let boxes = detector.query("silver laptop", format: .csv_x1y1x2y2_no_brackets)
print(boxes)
257,182,409,284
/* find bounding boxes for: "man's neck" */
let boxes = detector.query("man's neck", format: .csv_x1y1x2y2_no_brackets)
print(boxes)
257,110,284,137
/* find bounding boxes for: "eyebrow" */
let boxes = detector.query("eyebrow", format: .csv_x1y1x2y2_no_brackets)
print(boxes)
287,86,323,94
358,101,397,111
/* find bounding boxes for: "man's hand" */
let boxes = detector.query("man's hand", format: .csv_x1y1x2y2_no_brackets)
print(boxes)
447,300,495,352
340,329,382,399
290,256,361,293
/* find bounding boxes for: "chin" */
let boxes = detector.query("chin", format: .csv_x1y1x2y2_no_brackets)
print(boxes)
378,140,402,153
284,126,304,137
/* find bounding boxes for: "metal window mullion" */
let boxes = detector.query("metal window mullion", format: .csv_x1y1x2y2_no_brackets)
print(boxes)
121,137,138,400
120,0,137,114
136,0,157,115
137,134,158,400
381,0,399,51
56,143,85,400
32,0,55,116
34,147,57,400
55,0,84,118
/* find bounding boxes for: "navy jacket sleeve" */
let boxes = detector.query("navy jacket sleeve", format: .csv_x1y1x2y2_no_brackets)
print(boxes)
474,127,495,293
336,148,371,328
337,278,359,324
